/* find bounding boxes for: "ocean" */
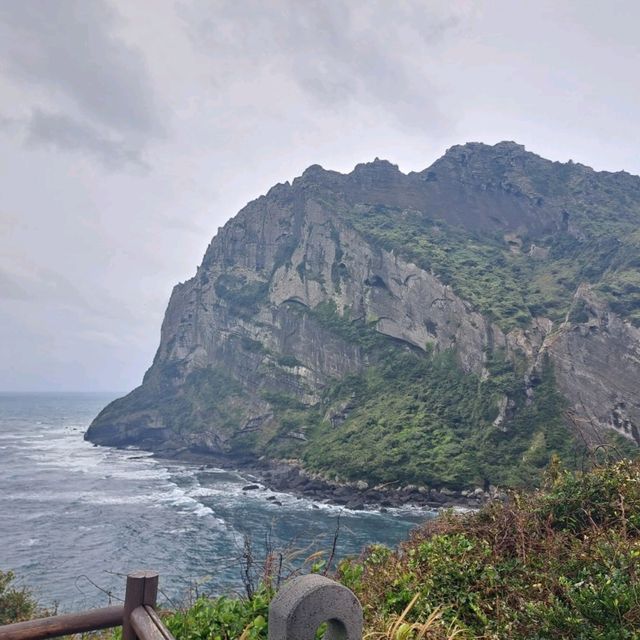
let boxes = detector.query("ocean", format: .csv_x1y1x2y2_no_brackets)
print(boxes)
0,392,432,612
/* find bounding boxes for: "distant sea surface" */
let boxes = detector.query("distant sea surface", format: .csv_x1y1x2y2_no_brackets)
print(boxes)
0,393,432,612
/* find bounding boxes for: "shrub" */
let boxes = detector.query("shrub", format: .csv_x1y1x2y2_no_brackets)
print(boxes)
165,588,271,640
276,355,301,368
338,459,640,638
0,570,39,625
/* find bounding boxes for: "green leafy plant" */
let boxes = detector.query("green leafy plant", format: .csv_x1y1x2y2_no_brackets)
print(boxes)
302,349,575,490
0,570,40,625
337,459,640,639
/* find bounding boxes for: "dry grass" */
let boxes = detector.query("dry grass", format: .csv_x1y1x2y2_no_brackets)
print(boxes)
365,593,466,640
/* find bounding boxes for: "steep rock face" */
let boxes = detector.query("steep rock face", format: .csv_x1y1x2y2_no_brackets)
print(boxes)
87,188,503,450
546,286,640,444
268,202,500,374
86,141,640,486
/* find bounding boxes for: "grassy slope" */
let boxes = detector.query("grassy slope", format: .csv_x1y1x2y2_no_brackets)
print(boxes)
337,458,640,639
301,349,575,490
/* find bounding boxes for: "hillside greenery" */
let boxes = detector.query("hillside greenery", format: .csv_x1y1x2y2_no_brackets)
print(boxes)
338,203,640,329
161,367,252,439
301,348,576,490
336,458,640,638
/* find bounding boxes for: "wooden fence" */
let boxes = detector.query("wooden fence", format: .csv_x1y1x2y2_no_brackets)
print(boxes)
0,570,173,640
0,572,362,640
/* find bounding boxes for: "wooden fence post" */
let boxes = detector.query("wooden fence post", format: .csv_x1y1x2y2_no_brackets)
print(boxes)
123,571,159,640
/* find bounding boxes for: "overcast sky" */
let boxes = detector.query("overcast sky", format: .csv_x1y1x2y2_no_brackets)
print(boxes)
1,0,639,392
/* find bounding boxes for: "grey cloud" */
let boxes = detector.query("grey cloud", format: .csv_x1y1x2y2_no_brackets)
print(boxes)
182,0,465,130
0,269,30,301
0,0,160,135
26,109,145,169
0,261,94,311
162,214,210,235
0,258,139,324
0,114,19,132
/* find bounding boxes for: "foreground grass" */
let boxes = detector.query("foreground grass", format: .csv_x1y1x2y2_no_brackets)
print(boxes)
3,459,639,638
337,458,640,638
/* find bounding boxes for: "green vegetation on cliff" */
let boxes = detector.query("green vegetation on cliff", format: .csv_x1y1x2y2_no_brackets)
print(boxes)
253,301,576,490
340,202,640,330
302,349,574,490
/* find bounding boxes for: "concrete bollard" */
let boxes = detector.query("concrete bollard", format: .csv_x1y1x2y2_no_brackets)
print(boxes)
268,575,363,640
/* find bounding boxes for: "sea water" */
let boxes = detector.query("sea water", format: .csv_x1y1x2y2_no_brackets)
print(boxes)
0,393,433,612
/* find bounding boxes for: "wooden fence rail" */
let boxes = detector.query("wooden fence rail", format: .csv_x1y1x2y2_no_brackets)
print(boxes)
0,605,123,640
0,570,175,640
0,572,363,640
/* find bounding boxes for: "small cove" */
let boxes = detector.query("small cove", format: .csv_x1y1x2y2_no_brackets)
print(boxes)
0,392,433,611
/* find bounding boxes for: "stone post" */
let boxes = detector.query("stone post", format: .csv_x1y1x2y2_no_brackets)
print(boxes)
268,574,363,640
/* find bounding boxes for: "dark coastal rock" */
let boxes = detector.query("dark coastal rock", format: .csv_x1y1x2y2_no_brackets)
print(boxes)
428,491,449,504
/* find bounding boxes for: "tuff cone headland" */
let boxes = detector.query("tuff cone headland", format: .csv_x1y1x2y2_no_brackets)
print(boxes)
86,141,640,494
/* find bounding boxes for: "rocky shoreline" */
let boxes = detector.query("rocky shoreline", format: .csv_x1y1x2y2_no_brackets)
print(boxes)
246,460,503,511
154,448,502,511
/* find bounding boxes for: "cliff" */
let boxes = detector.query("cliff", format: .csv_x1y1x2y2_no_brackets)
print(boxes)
86,141,640,489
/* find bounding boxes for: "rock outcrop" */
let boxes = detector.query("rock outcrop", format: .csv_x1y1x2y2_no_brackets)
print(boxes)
547,286,640,444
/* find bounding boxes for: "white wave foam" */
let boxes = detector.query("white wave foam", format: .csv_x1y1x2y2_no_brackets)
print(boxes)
187,485,242,498
107,468,172,481
153,483,225,523
78,493,152,506
18,538,40,547
120,451,155,459
170,493,198,507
